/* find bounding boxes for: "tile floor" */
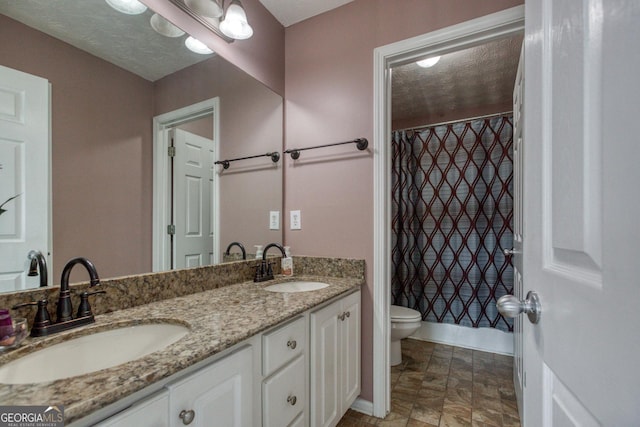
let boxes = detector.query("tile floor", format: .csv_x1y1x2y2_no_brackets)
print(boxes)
337,338,521,427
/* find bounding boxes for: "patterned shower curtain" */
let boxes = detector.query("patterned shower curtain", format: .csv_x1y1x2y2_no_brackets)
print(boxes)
391,115,514,332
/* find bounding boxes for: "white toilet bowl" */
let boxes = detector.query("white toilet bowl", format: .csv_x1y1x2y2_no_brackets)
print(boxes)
390,305,422,366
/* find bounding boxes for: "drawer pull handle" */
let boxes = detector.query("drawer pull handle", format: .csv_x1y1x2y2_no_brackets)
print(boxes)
287,340,297,349
287,395,297,406
179,409,195,425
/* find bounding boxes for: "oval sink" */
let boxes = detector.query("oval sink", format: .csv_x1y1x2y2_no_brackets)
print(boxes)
264,281,329,293
0,323,189,384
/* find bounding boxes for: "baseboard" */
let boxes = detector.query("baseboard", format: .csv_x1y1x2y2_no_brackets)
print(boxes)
410,321,514,355
350,397,374,416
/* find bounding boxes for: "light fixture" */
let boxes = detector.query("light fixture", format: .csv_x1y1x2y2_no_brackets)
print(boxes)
219,0,253,40
185,36,214,54
105,0,147,15
417,56,441,68
150,13,185,37
184,0,223,19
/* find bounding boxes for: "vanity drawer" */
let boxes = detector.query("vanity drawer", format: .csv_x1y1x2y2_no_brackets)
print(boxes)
263,355,305,427
262,316,305,376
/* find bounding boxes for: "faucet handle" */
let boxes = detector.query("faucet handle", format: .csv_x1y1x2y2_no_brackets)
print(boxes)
76,290,106,318
12,299,51,329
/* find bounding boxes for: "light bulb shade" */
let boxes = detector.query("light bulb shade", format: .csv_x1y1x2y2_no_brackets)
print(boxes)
150,14,185,37
220,0,253,40
416,56,441,68
185,36,214,54
105,0,147,15
185,0,223,19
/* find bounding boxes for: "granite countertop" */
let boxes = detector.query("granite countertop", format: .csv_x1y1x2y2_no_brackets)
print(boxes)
0,274,362,424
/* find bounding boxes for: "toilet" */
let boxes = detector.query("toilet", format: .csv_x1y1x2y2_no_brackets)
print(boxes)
390,305,422,366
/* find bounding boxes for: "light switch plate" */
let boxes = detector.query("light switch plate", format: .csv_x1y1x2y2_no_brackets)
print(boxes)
269,211,280,230
290,210,301,230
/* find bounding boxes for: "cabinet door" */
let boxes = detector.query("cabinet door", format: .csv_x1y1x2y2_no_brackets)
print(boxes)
310,300,340,427
340,291,361,409
167,346,253,427
95,390,169,427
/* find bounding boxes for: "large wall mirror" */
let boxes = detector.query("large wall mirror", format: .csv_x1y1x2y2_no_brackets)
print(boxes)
0,0,283,291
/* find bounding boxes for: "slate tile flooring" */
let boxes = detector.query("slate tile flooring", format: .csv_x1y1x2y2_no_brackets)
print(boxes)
337,339,521,427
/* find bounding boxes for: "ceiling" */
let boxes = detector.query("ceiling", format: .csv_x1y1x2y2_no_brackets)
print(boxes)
392,34,524,129
0,0,214,82
259,0,354,27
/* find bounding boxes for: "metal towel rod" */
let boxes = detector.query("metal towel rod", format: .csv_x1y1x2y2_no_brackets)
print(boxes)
215,152,280,169
284,138,368,159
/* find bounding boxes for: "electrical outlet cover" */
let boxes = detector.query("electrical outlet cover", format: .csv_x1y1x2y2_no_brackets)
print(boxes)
290,210,301,230
269,211,280,230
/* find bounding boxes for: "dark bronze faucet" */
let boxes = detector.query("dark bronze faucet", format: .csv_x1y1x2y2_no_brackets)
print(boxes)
225,241,246,260
13,257,104,337
254,243,286,282
27,250,48,287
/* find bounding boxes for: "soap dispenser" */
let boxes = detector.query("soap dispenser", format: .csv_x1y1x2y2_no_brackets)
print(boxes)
281,246,293,276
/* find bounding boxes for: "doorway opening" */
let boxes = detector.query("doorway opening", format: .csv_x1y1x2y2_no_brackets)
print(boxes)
152,98,220,272
372,6,525,418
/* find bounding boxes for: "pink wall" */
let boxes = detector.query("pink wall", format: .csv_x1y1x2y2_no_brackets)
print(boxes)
0,15,155,284
284,0,523,402
142,0,285,95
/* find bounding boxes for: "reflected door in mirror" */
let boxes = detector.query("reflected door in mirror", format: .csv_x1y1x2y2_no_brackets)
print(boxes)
0,66,50,291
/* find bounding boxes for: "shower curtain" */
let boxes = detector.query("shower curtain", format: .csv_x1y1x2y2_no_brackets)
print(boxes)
391,115,514,332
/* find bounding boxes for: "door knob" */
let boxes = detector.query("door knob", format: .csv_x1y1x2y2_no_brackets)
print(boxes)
496,291,541,324
503,248,519,256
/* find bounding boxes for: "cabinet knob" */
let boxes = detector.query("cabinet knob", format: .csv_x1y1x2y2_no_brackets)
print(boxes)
287,395,297,406
287,339,297,349
345,311,350,318
179,409,195,425
338,313,345,321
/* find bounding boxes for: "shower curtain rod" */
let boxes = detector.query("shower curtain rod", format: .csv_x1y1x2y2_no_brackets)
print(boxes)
394,110,514,133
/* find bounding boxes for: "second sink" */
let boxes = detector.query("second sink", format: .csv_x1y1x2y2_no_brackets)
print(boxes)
0,323,189,384
264,281,329,293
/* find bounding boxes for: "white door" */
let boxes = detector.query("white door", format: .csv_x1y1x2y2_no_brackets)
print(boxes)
173,128,215,269
0,65,50,292
511,44,525,417
520,0,640,425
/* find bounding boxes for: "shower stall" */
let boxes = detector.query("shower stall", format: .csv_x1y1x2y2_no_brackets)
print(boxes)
391,114,514,335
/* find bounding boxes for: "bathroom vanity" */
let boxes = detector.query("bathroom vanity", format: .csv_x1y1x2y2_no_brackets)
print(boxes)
0,257,363,427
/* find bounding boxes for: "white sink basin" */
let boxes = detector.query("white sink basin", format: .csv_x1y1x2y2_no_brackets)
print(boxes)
264,281,329,293
0,323,189,384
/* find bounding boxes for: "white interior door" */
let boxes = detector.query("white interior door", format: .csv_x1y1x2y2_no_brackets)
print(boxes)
173,128,215,269
0,65,50,291
511,44,524,418
521,0,640,425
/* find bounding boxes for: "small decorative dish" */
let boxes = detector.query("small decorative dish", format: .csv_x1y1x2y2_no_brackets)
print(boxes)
0,318,29,351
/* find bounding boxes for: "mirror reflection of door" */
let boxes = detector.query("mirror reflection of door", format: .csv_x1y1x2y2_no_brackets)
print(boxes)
171,127,215,269
0,65,50,291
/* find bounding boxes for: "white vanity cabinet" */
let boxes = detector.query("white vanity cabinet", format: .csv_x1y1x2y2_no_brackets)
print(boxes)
262,316,307,427
94,390,170,427
166,345,253,427
310,290,361,427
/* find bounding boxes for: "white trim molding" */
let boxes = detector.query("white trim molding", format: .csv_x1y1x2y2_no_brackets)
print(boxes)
372,5,524,418
152,98,221,272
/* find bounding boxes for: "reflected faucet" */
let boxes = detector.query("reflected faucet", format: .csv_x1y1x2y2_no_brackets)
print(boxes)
27,250,48,287
57,257,100,322
225,242,246,260
254,243,286,282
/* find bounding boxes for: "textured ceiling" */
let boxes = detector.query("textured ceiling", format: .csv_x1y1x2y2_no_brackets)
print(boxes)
259,0,354,27
392,34,524,130
0,0,214,81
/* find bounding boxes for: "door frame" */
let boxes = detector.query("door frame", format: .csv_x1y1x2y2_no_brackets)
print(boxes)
152,98,220,272
371,6,525,417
